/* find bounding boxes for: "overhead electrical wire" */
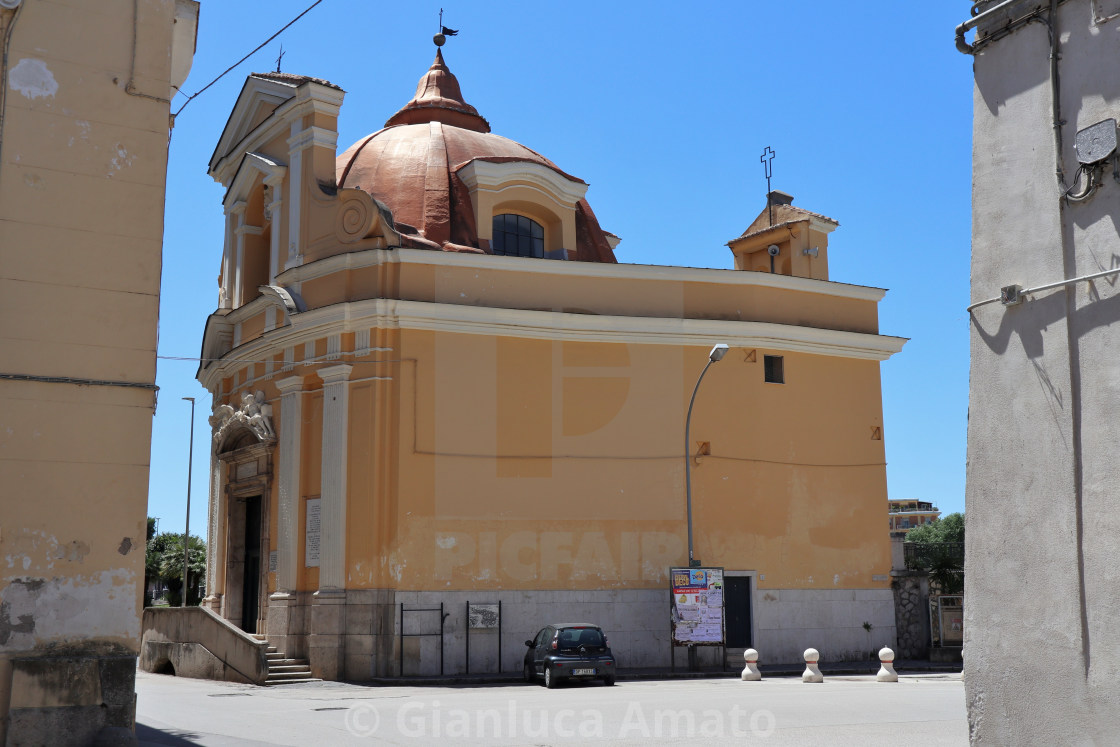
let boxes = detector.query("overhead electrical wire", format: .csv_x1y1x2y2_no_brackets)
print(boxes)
172,0,323,119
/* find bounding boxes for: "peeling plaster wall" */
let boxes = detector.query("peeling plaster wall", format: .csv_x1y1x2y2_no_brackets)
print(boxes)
0,0,197,742
0,571,140,650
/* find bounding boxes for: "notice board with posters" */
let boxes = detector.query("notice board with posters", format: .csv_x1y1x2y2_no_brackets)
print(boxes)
670,567,725,645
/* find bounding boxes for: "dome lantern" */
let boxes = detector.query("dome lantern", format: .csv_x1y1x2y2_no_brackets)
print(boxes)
385,49,490,133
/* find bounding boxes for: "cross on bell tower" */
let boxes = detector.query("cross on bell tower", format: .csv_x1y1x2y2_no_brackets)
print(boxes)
761,146,775,226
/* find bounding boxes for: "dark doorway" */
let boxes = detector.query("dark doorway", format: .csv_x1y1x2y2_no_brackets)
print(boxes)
725,576,752,648
241,495,262,633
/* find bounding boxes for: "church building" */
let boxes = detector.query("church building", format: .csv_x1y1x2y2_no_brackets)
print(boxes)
195,44,905,680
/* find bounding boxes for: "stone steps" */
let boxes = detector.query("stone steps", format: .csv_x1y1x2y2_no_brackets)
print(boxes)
251,634,320,686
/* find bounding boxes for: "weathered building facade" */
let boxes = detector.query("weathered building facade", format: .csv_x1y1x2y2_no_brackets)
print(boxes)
0,0,197,742
196,47,906,681
960,0,1120,743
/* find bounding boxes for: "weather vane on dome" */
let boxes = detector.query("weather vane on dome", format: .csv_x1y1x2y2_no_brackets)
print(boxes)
761,146,775,226
434,8,459,47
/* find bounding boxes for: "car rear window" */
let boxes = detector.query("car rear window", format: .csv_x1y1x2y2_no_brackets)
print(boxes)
557,628,605,648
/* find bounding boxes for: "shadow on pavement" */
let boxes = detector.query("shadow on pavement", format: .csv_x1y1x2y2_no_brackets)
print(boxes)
135,723,203,745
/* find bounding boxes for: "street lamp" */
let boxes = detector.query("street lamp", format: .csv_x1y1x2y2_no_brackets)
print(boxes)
684,344,728,568
182,397,195,607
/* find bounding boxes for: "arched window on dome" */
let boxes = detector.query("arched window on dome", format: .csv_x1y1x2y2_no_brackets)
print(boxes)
491,214,544,258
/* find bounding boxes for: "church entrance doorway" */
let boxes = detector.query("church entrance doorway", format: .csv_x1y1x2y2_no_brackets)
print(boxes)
240,495,262,633
223,483,268,635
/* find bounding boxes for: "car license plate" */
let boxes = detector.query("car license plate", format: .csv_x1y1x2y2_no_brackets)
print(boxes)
572,668,595,675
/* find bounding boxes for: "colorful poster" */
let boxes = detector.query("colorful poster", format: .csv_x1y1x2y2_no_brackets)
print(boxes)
670,566,724,645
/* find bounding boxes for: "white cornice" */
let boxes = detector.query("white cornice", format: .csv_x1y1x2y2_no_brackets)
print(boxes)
197,297,906,390
222,294,273,325
456,159,589,205
808,217,838,235
729,216,838,247
287,126,338,154
276,247,888,302
380,301,908,360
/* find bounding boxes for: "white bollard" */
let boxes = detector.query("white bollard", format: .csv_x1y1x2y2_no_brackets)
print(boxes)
877,646,898,682
741,648,761,681
802,648,823,683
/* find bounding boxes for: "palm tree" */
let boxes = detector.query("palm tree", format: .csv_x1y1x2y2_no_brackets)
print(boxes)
148,532,206,606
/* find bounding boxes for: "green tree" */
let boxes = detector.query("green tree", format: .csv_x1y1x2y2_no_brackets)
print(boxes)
905,512,964,544
144,524,179,607
905,512,965,595
146,531,206,607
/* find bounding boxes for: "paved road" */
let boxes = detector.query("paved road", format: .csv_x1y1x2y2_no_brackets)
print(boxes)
135,670,968,746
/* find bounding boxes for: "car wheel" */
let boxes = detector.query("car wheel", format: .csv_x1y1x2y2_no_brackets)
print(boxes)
544,666,558,689
603,675,616,686
524,663,534,683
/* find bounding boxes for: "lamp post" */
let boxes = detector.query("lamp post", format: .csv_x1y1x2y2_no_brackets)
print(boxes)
681,343,728,672
684,344,729,568
182,397,195,607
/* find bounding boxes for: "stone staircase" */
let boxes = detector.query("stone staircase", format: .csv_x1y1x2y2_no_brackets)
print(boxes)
251,634,320,685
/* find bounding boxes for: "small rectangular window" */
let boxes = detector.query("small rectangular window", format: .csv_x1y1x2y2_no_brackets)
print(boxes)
764,355,784,384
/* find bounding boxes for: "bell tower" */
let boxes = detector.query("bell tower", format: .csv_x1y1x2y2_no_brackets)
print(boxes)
726,191,838,280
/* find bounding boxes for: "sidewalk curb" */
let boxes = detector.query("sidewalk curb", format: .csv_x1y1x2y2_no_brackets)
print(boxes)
354,661,962,688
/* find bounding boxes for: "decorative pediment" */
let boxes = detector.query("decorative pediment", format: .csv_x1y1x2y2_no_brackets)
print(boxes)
209,77,296,180
223,152,287,209
210,391,275,451
209,73,344,185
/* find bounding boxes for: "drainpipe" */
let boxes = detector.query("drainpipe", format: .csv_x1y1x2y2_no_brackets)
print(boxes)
955,0,1035,55
956,0,1069,193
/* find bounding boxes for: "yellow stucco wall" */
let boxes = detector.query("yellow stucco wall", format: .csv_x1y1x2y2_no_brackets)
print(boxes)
0,0,195,737
234,324,892,597
372,331,890,592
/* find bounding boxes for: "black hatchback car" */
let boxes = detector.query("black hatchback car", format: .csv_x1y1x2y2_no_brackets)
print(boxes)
523,623,616,688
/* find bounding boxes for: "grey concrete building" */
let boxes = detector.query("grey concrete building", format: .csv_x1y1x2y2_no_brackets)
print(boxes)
959,1,1120,743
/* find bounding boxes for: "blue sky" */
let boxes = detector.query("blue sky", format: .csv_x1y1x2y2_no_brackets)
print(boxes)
147,1,975,536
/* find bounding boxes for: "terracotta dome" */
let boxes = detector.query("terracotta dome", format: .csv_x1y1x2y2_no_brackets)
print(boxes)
336,50,617,262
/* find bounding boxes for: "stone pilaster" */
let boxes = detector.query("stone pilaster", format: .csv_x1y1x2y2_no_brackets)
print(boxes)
316,364,351,591
274,376,304,593
219,210,234,309
229,201,246,307
286,121,303,270
310,364,351,680
268,376,304,653
202,417,225,612
264,171,285,283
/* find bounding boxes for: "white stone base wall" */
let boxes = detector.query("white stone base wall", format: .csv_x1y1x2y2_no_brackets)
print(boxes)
754,589,897,665
268,586,896,678
397,588,671,676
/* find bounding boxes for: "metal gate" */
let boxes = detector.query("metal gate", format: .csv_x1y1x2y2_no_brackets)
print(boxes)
400,602,445,676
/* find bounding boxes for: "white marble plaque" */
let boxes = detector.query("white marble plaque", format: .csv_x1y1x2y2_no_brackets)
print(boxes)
305,498,321,567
